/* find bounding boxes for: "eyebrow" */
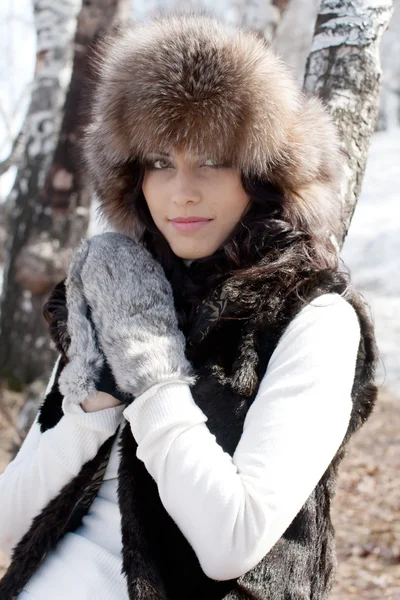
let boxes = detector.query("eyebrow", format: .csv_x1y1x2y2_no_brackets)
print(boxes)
146,152,171,159
145,152,213,164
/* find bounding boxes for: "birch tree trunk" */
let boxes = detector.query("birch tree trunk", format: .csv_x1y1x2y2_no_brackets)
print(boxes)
303,0,394,250
0,0,81,387
0,0,124,387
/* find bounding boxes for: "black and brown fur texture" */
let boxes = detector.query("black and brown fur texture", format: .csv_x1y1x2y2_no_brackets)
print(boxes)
83,12,344,244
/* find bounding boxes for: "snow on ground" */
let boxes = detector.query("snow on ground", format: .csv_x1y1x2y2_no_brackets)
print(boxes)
341,128,400,397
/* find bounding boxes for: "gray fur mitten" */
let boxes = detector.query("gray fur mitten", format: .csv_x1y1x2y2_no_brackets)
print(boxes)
58,240,106,405
76,232,197,398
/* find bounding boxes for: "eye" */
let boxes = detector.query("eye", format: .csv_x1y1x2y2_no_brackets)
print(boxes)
202,158,218,167
153,158,171,170
201,159,233,168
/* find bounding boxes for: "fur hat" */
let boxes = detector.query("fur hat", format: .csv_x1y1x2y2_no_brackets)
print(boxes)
83,12,343,244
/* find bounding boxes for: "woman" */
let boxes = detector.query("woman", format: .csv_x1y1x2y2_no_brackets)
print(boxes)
0,12,378,600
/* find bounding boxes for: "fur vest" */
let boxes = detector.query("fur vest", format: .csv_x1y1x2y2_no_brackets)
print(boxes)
0,266,378,600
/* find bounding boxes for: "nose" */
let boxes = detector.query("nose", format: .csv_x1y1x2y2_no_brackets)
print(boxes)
170,170,201,207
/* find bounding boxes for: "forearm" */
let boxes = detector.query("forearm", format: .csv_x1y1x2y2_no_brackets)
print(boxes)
0,391,123,557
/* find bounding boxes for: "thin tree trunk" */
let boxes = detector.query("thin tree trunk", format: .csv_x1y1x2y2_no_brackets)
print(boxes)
0,0,81,388
231,0,290,39
0,0,124,388
303,0,394,250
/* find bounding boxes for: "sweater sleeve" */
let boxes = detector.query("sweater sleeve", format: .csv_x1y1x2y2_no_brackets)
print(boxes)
0,355,124,558
122,293,361,581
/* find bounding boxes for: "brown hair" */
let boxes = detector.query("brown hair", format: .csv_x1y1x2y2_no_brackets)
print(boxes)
116,159,344,334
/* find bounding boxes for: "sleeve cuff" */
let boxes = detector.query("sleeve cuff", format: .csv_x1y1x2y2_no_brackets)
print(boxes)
62,395,125,434
43,400,124,476
123,381,207,443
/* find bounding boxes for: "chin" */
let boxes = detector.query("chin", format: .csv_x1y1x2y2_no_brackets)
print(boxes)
174,250,207,260
170,242,216,261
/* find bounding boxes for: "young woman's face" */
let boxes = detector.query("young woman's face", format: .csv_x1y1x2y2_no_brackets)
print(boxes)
142,148,251,260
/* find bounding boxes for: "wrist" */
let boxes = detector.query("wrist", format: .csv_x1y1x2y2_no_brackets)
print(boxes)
80,391,123,413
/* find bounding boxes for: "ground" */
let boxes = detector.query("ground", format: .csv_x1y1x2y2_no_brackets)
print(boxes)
0,387,399,597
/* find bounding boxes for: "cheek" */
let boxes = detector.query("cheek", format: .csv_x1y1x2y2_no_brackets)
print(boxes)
216,181,250,223
142,178,165,222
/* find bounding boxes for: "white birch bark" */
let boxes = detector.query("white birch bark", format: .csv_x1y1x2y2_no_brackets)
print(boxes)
0,0,80,387
303,0,394,248
0,0,138,390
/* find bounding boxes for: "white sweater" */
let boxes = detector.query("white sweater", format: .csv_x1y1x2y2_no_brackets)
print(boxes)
0,293,361,600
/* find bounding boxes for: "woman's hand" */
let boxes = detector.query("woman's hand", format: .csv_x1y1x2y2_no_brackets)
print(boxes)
80,391,123,413
75,232,197,398
58,237,129,406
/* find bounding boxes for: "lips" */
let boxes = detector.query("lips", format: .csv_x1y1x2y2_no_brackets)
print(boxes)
170,217,212,232
171,217,211,223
